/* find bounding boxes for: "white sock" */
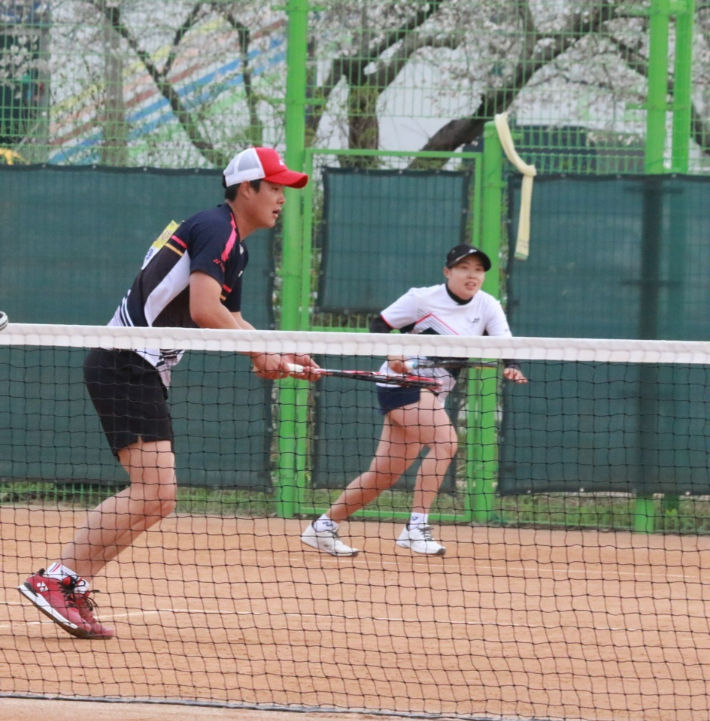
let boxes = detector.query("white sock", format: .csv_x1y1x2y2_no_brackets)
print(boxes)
46,562,90,593
313,514,339,533
409,512,428,529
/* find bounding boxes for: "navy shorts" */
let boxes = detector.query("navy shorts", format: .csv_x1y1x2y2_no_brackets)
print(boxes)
376,385,421,415
84,348,174,456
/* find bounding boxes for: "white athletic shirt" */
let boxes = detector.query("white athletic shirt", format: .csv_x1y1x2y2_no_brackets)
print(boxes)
378,284,512,401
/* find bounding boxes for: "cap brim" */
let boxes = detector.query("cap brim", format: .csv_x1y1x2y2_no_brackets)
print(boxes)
447,251,491,271
264,169,309,189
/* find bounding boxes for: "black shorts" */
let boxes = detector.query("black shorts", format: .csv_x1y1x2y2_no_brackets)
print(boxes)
84,348,174,456
377,385,421,415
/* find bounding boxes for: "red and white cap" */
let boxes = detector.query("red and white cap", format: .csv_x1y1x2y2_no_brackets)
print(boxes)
223,147,308,189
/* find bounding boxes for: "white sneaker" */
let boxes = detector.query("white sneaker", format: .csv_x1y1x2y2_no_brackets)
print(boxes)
301,523,359,557
396,524,446,556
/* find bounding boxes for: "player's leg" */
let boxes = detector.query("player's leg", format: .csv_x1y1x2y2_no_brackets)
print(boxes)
302,416,422,556
34,440,175,638
410,397,458,515
395,391,456,556
42,439,177,636
19,348,174,638
61,439,177,579
331,417,422,519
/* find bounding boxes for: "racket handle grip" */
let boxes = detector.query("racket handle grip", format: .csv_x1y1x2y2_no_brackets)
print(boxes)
287,362,305,373
404,360,416,371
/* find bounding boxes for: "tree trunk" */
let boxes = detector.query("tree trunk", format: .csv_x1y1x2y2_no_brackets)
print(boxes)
100,3,128,166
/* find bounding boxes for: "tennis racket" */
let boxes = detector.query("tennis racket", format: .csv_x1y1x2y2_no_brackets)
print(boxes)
286,363,441,389
0,312,7,331
406,358,498,370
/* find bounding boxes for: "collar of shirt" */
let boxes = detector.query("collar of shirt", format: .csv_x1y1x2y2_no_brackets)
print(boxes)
444,282,473,306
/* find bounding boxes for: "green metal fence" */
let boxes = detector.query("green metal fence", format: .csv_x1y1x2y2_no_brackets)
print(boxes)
1,1,705,171
2,0,709,530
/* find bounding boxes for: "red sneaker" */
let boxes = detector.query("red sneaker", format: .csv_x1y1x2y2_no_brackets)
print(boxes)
18,569,114,640
72,590,114,639
18,569,91,638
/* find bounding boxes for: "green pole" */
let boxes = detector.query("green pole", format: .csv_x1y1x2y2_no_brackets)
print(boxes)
276,0,309,519
480,124,503,295
635,0,671,532
470,122,504,524
281,0,308,328
300,150,315,330
661,0,694,530
471,154,483,248
671,0,694,173
645,0,671,174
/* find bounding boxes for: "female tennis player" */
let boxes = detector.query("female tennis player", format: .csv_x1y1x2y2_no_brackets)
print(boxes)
19,147,319,639
302,244,526,557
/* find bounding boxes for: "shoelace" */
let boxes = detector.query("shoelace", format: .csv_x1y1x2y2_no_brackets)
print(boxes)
59,574,100,616
72,591,98,615
314,523,340,538
418,525,434,541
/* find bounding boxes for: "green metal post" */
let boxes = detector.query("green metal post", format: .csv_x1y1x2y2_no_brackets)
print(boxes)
281,0,308,329
300,150,315,330
464,373,480,523
663,0,694,525
480,125,503,292
634,497,657,533
671,0,694,173
667,0,693,332
468,366,500,523
470,122,504,524
471,155,483,248
634,0,671,531
645,0,671,174
276,0,309,520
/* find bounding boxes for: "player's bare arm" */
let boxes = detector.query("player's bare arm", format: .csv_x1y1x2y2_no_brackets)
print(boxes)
189,271,242,329
189,271,286,380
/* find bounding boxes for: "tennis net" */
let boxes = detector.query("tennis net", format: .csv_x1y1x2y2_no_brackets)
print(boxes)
1,323,710,720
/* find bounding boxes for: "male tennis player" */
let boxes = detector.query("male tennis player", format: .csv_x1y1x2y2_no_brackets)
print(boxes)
302,244,526,557
19,147,318,639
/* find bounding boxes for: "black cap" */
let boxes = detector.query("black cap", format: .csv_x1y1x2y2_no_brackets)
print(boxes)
445,244,492,271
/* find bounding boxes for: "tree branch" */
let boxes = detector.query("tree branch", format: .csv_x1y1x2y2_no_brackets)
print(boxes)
87,0,229,167
517,0,539,44
306,0,449,139
369,0,447,63
218,6,263,146
162,3,209,79
371,32,462,90
416,1,619,158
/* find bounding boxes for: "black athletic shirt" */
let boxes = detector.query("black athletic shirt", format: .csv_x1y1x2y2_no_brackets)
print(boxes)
109,203,248,385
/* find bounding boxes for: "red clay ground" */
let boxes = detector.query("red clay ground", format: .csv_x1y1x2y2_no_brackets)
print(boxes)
2,697,383,720
2,508,710,720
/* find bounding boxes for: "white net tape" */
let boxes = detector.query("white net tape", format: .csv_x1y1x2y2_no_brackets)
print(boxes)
3,323,710,364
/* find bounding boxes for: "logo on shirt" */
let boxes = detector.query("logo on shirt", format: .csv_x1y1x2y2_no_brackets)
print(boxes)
470,317,481,324
141,220,179,269
214,258,225,271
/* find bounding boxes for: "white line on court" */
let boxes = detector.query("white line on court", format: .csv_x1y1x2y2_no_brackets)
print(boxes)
195,543,707,582
1,602,688,636
286,554,705,582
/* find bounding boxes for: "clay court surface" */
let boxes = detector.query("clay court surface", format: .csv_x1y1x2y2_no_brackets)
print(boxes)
1,697,381,721
2,508,710,721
